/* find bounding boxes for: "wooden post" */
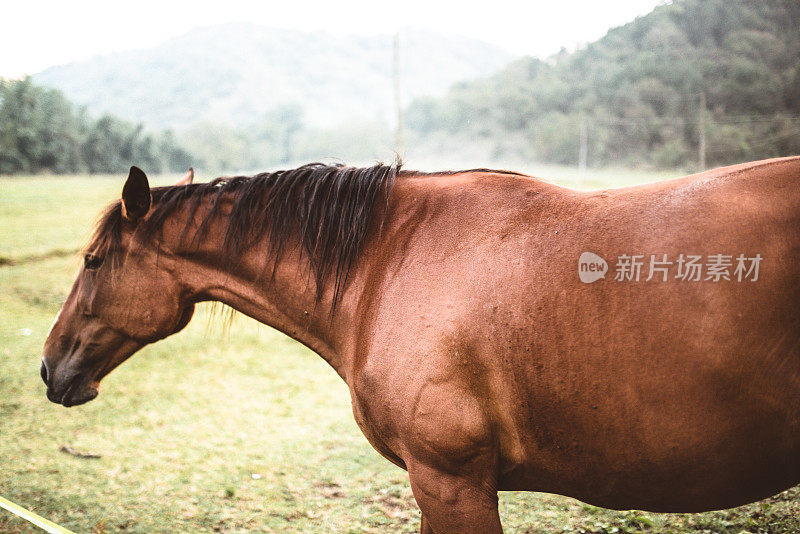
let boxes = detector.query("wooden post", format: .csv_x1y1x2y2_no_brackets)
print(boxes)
698,90,707,171
579,118,588,174
393,32,403,155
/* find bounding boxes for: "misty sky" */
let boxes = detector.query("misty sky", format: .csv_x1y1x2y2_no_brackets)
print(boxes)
2,0,666,78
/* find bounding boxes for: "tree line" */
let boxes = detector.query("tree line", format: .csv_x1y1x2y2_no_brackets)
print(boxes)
0,77,192,175
406,0,800,170
0,76,390,176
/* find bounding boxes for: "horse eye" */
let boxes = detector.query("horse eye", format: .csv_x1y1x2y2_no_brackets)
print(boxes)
84,254,103,270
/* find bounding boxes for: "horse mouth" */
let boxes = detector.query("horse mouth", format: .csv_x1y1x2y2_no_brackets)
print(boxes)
46,379,99,407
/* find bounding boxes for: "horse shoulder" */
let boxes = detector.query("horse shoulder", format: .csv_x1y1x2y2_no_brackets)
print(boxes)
350,332,500,476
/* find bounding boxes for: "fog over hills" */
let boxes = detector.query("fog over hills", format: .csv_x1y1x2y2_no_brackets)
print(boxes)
34,23,511,130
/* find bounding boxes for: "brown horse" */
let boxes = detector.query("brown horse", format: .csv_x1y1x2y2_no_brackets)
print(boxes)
41,157,800,533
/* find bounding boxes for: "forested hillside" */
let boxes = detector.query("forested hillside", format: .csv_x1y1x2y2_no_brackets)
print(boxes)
8,1,800,175
0,78,192,174
407,0,800,169
34,24,510,130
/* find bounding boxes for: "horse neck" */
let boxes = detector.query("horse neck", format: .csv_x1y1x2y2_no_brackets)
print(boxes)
160,206,365,383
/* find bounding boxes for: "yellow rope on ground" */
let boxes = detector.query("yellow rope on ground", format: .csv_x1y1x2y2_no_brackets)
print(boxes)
0,495,76,534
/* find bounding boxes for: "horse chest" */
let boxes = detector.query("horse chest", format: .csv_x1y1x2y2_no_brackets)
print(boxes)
350,391,407,469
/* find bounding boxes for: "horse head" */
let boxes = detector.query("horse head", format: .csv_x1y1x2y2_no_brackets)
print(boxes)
41,167,195,406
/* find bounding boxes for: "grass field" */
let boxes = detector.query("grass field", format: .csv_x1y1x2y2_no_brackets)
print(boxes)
1,166,799,533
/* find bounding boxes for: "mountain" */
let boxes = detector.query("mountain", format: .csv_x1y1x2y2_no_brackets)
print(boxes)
406,0,800,169
33,23,511,130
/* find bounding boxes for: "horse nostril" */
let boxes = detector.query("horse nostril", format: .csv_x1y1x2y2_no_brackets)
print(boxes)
40,360,49,386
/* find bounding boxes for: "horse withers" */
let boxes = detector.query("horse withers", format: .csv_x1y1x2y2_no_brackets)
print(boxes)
41,158,800,533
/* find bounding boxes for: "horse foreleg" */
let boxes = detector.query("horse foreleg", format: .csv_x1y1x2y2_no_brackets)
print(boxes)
408,462,502,534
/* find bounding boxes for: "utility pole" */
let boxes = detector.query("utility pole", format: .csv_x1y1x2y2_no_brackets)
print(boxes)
393,32,404,156
579,118,588,174
698,90,707,171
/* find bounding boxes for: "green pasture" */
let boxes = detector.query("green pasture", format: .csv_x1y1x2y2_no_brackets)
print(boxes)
1,167,798,533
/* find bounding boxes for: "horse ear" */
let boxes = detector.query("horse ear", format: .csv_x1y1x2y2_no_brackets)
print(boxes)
176,167,193,186
121,166,151,221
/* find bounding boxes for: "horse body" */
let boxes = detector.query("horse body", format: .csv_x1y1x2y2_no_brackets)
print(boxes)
351,158,800,521
42,157,800,532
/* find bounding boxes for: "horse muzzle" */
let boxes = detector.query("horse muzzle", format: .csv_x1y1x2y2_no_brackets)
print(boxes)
41,359,99,407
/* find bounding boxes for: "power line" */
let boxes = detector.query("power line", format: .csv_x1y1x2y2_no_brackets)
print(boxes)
593,114,800,127
705,125,800,155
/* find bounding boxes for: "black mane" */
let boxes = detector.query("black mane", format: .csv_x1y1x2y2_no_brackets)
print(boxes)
87,162,523,308
89,162,399,307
